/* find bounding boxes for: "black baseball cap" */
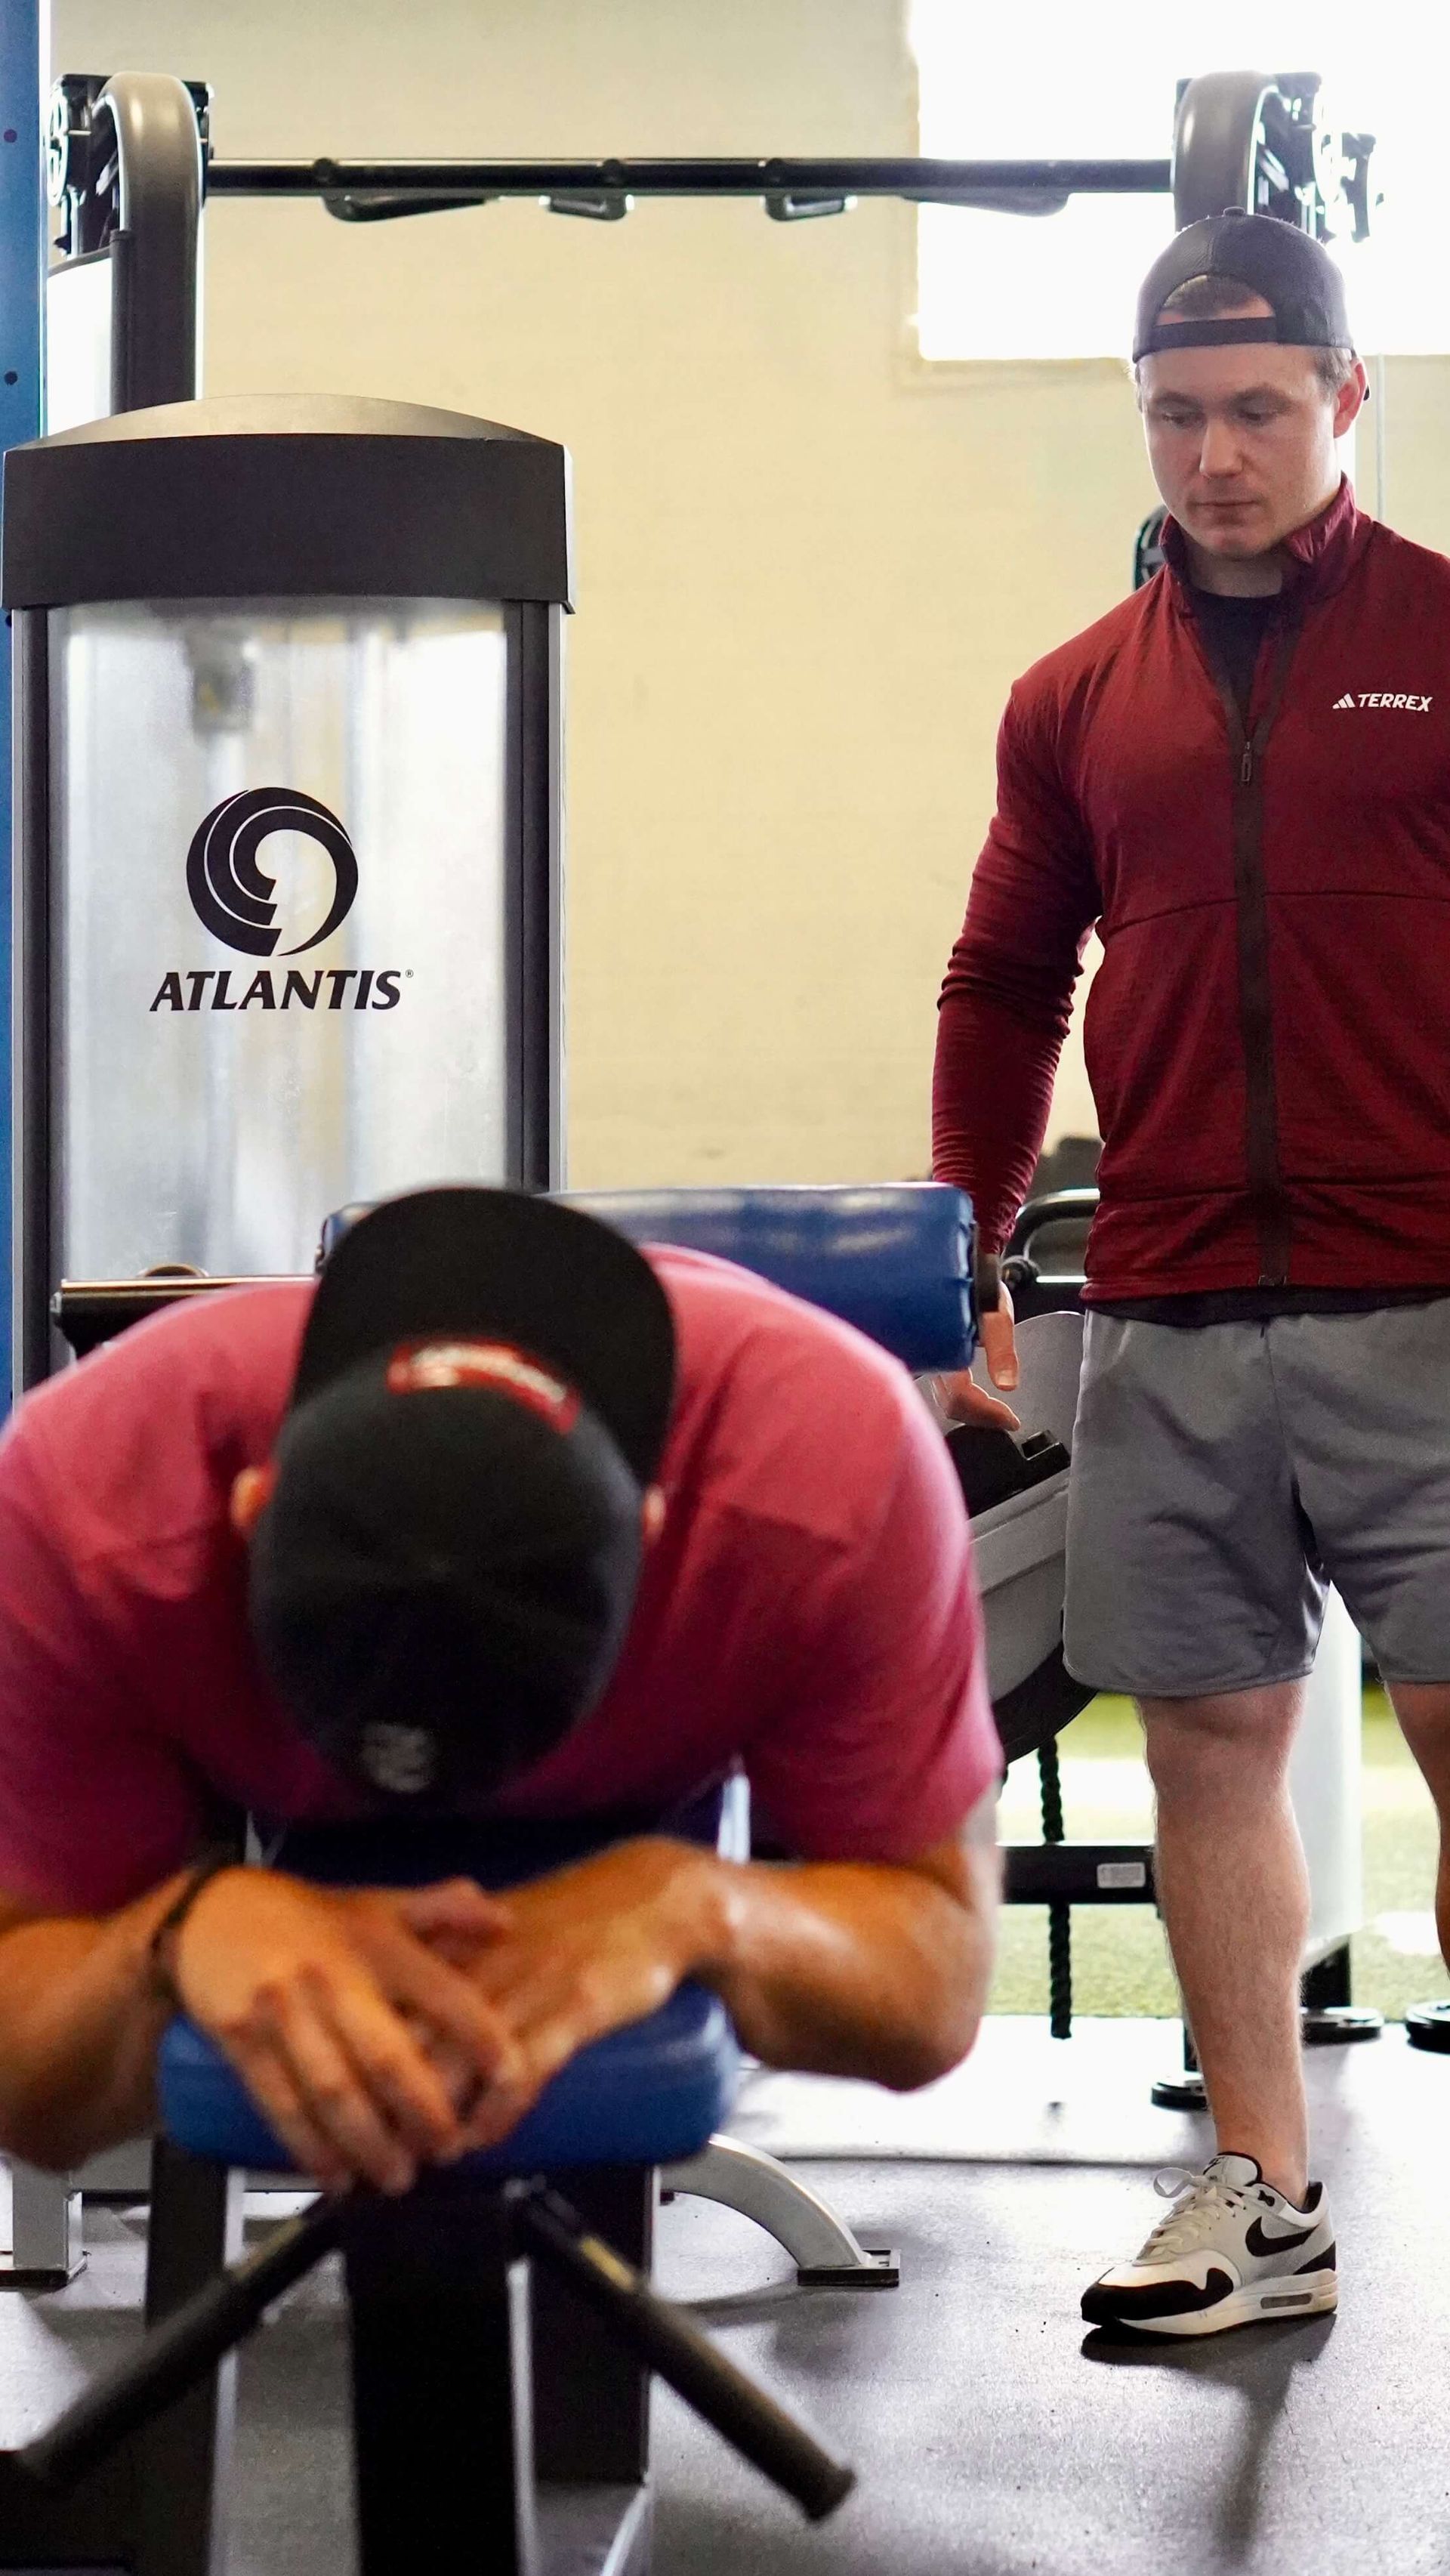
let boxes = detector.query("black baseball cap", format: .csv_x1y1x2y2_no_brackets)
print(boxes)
248,1187,677,1805
1134,211,1355,362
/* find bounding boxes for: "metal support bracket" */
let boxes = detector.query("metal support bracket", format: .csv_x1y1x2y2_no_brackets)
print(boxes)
665,2136,899,2287
2,2165,83,2289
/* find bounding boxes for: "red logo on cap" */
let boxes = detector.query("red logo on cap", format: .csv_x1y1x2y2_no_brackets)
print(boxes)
385,1339,582,1432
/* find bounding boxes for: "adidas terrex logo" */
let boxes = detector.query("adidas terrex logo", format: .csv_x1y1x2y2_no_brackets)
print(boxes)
1332,690,1432,711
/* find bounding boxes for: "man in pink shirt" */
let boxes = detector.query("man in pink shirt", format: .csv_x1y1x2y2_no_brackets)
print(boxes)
0,1188,999,2196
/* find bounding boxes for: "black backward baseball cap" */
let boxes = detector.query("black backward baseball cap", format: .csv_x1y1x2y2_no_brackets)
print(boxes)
1134,210,1355,363
249,1187,677,1805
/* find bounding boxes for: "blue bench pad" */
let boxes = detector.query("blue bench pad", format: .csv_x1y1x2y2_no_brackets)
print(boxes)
321,1183,976,1372
159,1982,739,2178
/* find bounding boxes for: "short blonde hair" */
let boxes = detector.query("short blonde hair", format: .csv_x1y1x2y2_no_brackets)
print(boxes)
1146,272,1356,397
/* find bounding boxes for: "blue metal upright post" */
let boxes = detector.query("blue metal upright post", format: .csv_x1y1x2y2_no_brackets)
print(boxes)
0,3,45,1412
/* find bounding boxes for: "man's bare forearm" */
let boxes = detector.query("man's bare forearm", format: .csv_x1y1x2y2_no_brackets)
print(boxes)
454,1822,1001,2119
0,1867,519,2191
699,1845,1000,2089
0,1821,1002,2176
0,1874,191,2168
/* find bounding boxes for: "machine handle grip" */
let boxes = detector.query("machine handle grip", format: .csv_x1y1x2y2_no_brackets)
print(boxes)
1005,1188,1099,1270
18,2198,341,2489
521,2187,856,2522
972,1246,1001,1320
19,2177,858,2520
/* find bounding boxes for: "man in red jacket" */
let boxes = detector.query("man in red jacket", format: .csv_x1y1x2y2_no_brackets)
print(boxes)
935,209,1450,2336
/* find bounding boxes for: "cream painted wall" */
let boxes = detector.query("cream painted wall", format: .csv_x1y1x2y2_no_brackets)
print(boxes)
51,1,1450,1184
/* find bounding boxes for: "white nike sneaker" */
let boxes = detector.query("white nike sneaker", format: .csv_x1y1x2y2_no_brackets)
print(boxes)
1081,2153,1337,2337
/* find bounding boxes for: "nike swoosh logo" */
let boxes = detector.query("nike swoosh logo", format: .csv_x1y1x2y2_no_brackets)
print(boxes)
1245,2216,1318,2259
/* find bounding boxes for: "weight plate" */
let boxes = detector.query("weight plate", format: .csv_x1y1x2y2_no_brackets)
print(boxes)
1172,69,1273,229
1151,2072,1208,2111
1405,2000,1450,2054
1301,2006,1382,2046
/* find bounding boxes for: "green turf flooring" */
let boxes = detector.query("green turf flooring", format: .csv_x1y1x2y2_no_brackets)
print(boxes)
992,1687,1449,2022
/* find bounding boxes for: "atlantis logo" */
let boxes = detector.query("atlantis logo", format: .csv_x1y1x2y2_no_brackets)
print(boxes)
187,786,358,955
150,787,406,1014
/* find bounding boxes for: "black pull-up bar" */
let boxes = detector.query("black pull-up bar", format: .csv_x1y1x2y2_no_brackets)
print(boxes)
50,71,1378,251
204,153,1171,208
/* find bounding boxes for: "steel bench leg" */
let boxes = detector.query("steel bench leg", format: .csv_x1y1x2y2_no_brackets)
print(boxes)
2,2139,161,2291
3,2161,82,2288
531,2168,652,2484
135,2137,244,2576
344,2179,540,2576
0,2140,239,2570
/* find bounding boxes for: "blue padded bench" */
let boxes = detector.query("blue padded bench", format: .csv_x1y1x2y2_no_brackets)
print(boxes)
165,1947,742,2174
120,1801,835,2576
320,1180,981,1373
14,1846,843,2576
162,1981,739,2181
52,1181,983,1379
160,1805,743,2179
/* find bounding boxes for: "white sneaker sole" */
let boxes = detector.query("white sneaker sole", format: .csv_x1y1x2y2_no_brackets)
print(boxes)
1121,2269,1338,2339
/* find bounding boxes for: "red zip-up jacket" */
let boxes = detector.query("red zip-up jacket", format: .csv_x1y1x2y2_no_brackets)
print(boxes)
932,480,1450,1299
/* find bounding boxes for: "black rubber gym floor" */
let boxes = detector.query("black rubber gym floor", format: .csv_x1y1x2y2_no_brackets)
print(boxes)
1,2018,1442,2575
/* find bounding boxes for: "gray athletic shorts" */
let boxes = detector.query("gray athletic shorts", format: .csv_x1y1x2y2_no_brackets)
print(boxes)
1063,1302,1450,1698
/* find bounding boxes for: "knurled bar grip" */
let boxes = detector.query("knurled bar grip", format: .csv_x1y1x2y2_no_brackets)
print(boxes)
17,2198,343,2488
521,2186,856,2521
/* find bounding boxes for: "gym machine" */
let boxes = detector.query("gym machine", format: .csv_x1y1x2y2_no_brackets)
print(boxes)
7,392,566,1368
48,67,1375,252
35,64,1377,451
0,1842,854,2576
2,401,923,2301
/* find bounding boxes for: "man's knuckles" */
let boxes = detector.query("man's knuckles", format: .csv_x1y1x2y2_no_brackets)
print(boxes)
550,1958,615,2027
299,2072,364,2125
489,1947,674,2043
403,1951,505,2027
210,1978,301,2046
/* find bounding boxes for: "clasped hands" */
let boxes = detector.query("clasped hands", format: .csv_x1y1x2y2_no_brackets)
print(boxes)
171,1838,718,2199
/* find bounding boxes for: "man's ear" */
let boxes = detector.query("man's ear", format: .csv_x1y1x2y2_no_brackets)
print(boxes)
1334,360,1369,443
230,1461,278,1540
642,1485,666,1545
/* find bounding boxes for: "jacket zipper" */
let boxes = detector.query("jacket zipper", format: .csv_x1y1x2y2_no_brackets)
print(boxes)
1195,616,1302,1287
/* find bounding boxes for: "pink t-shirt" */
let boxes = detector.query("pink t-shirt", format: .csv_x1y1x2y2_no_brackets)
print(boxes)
0,1249,1000,1912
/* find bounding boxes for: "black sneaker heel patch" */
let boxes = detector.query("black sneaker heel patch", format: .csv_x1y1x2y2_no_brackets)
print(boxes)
1296,2242,1335,2274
